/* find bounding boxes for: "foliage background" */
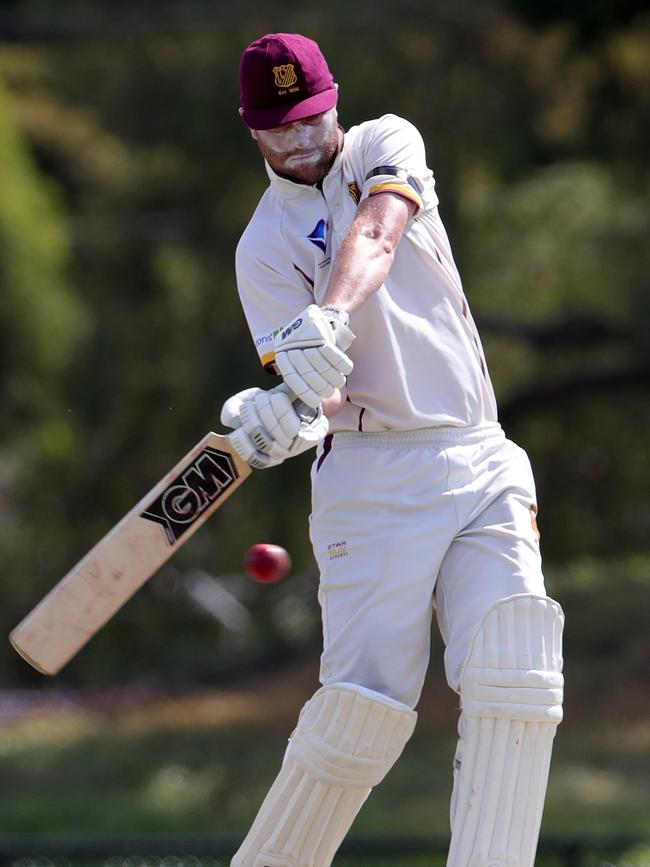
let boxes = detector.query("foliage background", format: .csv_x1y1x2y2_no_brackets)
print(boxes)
0,0,648,854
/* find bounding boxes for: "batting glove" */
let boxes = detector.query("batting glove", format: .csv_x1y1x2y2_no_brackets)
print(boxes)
274,305,356,409
220,383,329,470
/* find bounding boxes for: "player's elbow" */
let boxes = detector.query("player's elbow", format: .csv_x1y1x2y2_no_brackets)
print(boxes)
366,225,398,254
354,192,414,258
358,223,399,259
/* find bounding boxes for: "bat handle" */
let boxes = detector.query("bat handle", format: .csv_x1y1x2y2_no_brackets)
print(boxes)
293,399,319,424
276,381,319,423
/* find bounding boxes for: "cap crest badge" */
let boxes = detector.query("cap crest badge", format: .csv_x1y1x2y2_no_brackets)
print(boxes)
273,64,298,88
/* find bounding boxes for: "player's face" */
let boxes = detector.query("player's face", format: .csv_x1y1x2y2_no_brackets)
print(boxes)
253,108,341,185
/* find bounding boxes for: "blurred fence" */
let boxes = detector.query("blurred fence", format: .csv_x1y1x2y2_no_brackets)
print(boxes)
0,835,647,867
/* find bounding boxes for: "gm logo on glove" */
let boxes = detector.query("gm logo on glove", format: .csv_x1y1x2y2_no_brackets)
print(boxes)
280,317,303,341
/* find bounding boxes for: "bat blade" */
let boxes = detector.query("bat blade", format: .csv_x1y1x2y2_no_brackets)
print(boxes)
10,433,251,675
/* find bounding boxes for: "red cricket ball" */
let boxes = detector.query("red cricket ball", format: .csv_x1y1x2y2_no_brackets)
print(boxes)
243,543,291,584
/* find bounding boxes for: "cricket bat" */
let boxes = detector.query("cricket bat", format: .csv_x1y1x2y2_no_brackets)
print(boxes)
10,432,251,675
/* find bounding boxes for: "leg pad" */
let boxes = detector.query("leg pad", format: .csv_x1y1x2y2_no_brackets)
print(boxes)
231,682,416,867
447,594,564,867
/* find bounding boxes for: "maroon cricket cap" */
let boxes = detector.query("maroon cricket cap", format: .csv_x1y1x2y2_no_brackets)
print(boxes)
239,33,338,130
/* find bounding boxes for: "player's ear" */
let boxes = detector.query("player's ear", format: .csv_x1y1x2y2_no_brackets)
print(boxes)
238,107,257,139
238,108,258,140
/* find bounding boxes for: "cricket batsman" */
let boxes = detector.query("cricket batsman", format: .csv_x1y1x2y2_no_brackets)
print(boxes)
220,32,564,867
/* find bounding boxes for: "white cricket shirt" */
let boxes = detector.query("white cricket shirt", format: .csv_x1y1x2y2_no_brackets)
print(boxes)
235,113,498,432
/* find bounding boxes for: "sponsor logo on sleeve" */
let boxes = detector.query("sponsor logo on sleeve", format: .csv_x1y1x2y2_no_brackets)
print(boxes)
255,331,274,351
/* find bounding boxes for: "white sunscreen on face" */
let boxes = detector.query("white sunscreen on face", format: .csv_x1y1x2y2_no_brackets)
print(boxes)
260,109,338,166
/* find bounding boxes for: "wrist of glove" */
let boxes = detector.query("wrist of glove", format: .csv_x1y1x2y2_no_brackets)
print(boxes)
273,304,356,409
220,383,329,470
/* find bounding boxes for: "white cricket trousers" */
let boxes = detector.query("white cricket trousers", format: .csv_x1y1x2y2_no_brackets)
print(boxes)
309,424,547,708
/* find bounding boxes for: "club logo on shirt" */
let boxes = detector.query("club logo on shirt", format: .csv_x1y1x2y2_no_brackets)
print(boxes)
273,64,298,89
307,218,329,254
347,181,361,204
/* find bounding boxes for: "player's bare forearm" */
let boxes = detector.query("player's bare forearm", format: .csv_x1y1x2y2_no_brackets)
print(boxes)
322,192,416,314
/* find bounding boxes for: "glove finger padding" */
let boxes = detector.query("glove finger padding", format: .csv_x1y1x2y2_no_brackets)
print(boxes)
274,305,355,408
221,383,328,469
315,344,354,375
279,369,333,410
240,394,294,452
303,346,351,383
263,390,302,442
289,349,342,391
228,427,284,470
220,387,264,430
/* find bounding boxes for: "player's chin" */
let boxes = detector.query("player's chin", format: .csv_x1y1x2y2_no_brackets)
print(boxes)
281,154,328,184
291,163,329,185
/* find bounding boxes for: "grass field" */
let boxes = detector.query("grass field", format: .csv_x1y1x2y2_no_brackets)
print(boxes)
1,660,648,866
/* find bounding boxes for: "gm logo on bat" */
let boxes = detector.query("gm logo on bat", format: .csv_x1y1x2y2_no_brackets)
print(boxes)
141,447,239,544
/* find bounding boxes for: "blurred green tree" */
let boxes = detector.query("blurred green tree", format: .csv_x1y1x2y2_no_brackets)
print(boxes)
462,161,650,558
0,73,89,655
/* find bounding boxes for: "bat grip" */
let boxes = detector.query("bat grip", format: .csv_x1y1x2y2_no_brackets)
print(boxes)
293,399,319,424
